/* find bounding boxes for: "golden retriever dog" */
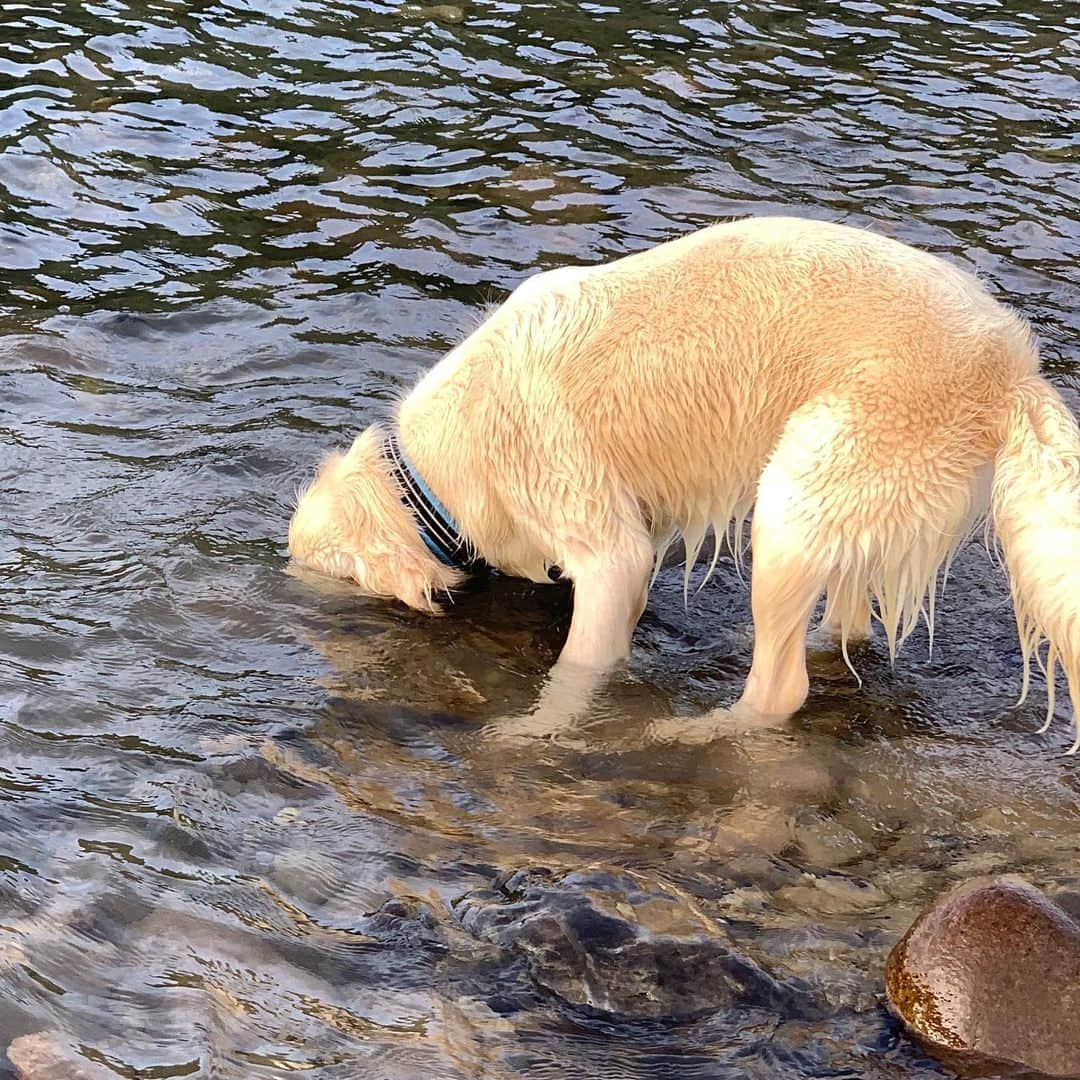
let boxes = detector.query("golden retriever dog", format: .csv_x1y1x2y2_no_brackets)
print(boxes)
288,216,1080,749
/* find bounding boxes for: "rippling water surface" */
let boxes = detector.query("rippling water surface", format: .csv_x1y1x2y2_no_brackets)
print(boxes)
1,1,1078,1076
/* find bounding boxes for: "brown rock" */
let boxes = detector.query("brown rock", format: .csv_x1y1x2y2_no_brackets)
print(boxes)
885,877,1080,1078
8,1032,114,1080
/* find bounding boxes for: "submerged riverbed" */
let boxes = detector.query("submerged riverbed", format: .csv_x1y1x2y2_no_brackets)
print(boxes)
0,0,1078,1077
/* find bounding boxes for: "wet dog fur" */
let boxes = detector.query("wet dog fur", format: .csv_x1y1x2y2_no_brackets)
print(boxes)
288,216,1080,747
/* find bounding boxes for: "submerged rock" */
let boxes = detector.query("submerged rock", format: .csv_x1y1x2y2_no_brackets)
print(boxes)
453,867,813,1019
8,1032,114,1079
407,3,466,22
886,877,1080,1077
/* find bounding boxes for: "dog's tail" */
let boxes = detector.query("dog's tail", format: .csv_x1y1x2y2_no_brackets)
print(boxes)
991,376,1080,751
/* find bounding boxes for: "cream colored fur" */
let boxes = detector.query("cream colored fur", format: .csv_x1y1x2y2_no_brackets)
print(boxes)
289,216,1080,748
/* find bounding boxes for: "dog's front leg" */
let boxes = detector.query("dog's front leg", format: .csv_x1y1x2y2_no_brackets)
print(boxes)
491,547,653,742
558,550,653,670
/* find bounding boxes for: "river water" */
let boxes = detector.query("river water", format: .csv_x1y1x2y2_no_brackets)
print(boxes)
0,1,1077,1077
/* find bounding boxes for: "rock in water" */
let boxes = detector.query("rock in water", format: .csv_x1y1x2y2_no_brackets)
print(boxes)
8,1032,115,1079
886,877,1080,1077
454,867,812,1019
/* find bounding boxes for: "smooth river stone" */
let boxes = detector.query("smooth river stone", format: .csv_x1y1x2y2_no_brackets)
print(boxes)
886,877,1080,1077
453,867,815,1019
7,1032,114,1079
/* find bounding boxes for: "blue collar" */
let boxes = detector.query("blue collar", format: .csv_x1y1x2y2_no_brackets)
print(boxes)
384,431,482,572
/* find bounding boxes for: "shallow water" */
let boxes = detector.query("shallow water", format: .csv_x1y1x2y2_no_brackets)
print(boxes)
1,0,1078,1076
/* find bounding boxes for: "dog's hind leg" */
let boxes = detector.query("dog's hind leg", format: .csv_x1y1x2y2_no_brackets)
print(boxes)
734,395,892,717
735,388,987,722
737,485,830,719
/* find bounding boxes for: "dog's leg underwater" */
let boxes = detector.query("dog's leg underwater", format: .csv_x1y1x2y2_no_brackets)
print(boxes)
491,539,654,741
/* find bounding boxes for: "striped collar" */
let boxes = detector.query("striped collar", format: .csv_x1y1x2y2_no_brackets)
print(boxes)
384,431,482,572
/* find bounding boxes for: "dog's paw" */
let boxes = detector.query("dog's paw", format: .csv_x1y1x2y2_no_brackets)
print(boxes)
646,714,721,745
648,703,790,745
479,711,586,748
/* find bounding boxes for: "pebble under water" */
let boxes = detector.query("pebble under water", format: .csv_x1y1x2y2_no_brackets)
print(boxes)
0,0,1078,1077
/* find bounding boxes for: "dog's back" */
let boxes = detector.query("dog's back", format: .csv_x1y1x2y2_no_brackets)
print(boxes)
462,216,1034,543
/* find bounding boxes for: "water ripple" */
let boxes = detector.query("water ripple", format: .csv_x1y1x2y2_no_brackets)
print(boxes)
0,0,1078,1076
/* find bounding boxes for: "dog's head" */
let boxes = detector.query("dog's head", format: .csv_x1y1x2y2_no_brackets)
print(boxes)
288,427,462,613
